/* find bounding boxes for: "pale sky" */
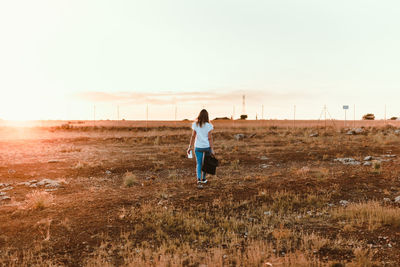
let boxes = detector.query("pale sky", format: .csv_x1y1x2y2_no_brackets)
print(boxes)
0,0,399,121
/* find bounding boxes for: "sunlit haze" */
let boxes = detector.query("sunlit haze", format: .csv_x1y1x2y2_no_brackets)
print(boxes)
1,0,399,121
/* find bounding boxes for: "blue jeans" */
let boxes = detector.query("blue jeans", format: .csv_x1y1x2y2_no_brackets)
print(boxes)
195,147,211,181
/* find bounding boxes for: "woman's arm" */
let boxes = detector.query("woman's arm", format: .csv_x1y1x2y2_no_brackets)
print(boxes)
208,130,215,155
187,130,196,154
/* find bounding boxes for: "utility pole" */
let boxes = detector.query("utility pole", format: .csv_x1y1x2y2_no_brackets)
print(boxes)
232,105,235,127
146,104,149,129
174,105,177,126
385,104,387,125
93,104,96,127
293,105,296,128
262,105,264,120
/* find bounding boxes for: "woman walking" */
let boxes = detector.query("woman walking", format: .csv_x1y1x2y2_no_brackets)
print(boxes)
187,109,215,185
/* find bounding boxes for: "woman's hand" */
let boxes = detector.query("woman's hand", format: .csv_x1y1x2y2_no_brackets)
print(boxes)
211,149,215,156
187,147,191,155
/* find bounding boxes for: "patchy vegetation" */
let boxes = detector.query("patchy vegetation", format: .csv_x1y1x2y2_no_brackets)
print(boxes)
0,121,400,266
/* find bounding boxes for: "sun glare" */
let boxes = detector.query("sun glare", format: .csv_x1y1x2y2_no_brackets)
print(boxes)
0,91,68,121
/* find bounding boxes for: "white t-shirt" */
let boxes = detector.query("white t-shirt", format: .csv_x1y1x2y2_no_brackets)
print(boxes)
192,122,213,148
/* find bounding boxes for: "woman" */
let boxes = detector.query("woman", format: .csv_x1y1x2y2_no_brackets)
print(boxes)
187,109,215,184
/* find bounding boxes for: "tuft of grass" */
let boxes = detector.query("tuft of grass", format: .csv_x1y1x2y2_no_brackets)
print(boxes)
349,247,376,267
231,159,240,170
153,136,161,145
25,190,54,210
372,160,381,174
333,201,400,230
123,172,137,187
167,170,180,181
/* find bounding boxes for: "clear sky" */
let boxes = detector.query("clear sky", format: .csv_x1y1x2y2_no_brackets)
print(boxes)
0,0,399,121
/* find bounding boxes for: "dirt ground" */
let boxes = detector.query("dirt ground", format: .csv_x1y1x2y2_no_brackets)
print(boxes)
1,121,400,266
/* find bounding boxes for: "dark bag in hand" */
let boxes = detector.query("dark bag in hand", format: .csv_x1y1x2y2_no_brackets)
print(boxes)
202,154,219,175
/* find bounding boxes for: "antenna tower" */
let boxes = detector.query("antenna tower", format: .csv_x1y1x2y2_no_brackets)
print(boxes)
240,94,248,120
242,95,246,114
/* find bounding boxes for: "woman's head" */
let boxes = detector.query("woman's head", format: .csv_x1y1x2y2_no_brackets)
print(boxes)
196,109,209,127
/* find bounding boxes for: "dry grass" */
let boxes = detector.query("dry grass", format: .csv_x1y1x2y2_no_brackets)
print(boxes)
123,172,137,187
84,198,373,267
24,190,54,210
2,123,400,265
333,201,400,230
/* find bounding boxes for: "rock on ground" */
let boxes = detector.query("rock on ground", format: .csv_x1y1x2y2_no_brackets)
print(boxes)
334,158,361,165
346,128,365,135
234,134,245,141
1,196,11,201
0,186,14,191
34,179,63,188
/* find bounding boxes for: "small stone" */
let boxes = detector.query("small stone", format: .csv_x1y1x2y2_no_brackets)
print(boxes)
260,164,271,169
364,156,373,161
48,160,59,163
105,170,112,175
354,128,364,134
29,184,38,188
309,133,319,137
234,134,245,141
388,243,392,248
383,198,391,202
346,130,355,135
0,192,5,196
260,156,269,160
394,196,400,203
395,129,400,135
29,180,38,183
45,188,58,192
45,183,60,188
1,196,11,201
339,200,349,206
363,162,372,166
264,211,272,216
383,154,396,158
0,186,13,191
334,158,361,165
37,179,61,188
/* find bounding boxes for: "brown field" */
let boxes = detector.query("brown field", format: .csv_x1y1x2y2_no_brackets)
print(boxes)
1,120,400,266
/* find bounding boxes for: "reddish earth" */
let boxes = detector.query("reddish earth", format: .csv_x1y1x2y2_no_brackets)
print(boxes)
0,122,400,266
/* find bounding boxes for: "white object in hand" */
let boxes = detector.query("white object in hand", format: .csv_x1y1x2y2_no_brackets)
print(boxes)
188,151,193,159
